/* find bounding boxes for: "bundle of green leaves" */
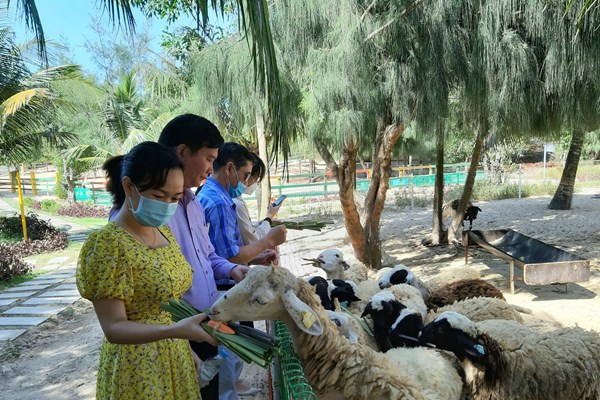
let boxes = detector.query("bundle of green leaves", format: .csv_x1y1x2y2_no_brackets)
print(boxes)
160,299,281,368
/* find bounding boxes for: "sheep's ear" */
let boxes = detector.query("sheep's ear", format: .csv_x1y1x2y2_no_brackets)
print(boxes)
283,289,324,336
361,302,373,318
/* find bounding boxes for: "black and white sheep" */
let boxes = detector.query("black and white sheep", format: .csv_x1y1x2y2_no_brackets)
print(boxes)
420,311,600,400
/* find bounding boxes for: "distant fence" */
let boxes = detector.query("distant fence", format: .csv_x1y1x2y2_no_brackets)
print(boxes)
0,163,483,206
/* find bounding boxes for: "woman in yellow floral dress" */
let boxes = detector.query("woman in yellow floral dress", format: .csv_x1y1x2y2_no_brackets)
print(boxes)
77,142,217,399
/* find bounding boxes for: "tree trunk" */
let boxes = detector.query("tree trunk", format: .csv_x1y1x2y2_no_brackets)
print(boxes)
314,137,366,261
429,121,446,245
256,113,271,219
314,122,406,269
448,127,487,242
361,124,405,269
548,128,584,210
63,164,76,204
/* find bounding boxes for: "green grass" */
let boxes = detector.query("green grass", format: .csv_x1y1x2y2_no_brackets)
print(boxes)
0,270,46,292
53,215,106,228
22,241,83,266
3,197,106,229
0,242,83,291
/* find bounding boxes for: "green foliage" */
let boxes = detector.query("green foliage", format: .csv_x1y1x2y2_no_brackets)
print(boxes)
22,197,35,208
54,180,67,200
40,199,59,213
394,191,432,209
0,250,31,282
0,213,68,281
446,180,556,202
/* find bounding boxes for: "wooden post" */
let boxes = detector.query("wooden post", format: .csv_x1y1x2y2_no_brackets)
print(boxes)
463,231,469,264
30,170,37,196
509,260,515,294
277,176,282,196
9,170,16,193
16,171,28,240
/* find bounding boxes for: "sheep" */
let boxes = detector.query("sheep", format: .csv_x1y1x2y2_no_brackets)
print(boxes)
305,249,370,283
210,265,467,400
442,199,482,230
326,310,378,350
420,311,600,400
308,276,335,311
378,265,483,302
352,280,428,320
389,308,425,348
423,267,481,294
361,292,405,352
424,297,524,325
378,264,429,299
329,279,361,307
426,279,505,311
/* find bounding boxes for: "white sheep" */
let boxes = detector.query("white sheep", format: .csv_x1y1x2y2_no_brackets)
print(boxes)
210,265,467,400
424,297,524,325
326,310,378,350
307,249,370,283
420,311,600,400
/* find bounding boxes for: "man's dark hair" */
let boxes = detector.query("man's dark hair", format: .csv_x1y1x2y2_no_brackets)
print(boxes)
213,142,254,171
103,141,183,208
249,152,266,182
158,114,224,151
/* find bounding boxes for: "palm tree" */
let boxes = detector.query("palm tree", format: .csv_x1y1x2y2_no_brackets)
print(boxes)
7,0,291,166
0,26,79,165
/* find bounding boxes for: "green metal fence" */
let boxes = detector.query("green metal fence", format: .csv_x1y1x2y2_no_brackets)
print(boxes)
274,320,317,400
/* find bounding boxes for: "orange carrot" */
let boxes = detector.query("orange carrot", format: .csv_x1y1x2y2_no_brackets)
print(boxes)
207,320,236,335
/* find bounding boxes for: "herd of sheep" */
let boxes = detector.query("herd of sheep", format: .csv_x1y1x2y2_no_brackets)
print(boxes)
209,249,600,400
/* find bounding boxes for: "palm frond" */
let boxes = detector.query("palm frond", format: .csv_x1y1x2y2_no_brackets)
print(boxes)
7,0,47,62
0,87,50,118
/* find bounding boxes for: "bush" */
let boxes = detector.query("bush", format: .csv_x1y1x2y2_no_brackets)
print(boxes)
0,213,66,242
40,199,59,213
446,180,556,202
23,198,34,207
0,248,31,281
0,214,68,282
54,182,67,200
57,202,110,218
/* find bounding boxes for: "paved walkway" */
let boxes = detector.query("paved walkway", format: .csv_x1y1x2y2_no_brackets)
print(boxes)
0,257,79,344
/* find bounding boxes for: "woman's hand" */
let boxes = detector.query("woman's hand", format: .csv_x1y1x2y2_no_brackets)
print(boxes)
190,347,202,373
266,201,282,220
173,313,218,346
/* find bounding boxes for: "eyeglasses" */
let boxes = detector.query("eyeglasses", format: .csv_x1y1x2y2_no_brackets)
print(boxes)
233,166,252,184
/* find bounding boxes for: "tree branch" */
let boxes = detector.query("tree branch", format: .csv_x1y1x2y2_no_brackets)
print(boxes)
363,0,424,43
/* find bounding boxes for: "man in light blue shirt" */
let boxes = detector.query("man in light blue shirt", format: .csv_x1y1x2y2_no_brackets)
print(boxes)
197,142,286,266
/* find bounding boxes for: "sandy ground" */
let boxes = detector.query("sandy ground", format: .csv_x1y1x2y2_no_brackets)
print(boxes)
1,188,599,399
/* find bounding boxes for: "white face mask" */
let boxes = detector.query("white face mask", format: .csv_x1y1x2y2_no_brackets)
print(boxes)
244,182,258,195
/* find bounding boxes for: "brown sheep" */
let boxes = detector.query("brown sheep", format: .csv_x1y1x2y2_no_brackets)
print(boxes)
426,278,505,311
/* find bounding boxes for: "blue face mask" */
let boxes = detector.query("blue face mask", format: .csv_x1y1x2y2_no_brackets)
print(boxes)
227,166,247,199
129,185,178,227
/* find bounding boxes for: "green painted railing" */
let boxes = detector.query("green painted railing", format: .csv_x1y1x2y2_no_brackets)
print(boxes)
274,320,317,400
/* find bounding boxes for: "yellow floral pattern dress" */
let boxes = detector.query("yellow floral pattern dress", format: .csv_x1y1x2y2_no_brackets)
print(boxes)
77,222,201,400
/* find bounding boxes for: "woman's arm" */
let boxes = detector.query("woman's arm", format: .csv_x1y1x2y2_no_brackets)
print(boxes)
92,298,217,345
